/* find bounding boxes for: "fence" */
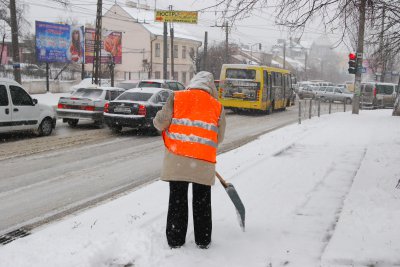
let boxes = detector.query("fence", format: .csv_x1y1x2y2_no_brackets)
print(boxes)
298,99,349,124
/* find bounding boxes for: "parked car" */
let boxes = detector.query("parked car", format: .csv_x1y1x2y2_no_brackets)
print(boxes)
298,85,318,99
314,86,327,98
0,78,56,136
57,86,125,127
116,80,140,90
104,87,173,133
138,79,185,91
296,81,317,93
375,83,398,108
360,82,398,109
336,84,346,89
319,86,353,104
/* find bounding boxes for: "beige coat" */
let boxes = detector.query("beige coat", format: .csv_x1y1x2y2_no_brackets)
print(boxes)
153,71,226,186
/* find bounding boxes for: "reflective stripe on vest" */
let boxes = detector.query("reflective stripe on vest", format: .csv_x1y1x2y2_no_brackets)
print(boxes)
165,130,218,148
163,90,222,163
171,118,219,133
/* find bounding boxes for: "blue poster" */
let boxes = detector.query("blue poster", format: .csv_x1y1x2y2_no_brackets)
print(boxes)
36,21,85,64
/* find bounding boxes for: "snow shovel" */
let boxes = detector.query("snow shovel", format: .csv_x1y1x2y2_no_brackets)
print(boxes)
216,172,245,231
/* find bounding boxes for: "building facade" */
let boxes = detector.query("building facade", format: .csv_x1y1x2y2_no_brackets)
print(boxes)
103,3,202,84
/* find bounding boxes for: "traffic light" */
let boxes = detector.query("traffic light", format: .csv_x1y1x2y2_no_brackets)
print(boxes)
348,53,357,74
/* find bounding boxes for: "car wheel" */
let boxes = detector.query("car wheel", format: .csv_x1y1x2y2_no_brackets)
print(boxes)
346,98,352,105
68,119,79,127
38,117,53,136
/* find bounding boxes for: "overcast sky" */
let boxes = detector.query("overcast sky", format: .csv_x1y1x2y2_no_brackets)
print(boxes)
23,0,349,53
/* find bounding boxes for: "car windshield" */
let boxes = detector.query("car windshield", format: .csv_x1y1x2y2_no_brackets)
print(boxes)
116,83,138,90
138,81,162,88
72,88,103,98
116,92,153,101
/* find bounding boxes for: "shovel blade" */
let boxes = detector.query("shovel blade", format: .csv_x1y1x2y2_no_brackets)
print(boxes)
225,183,245,231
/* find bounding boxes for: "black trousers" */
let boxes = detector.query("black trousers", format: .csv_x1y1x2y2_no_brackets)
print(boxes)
166,181,212,247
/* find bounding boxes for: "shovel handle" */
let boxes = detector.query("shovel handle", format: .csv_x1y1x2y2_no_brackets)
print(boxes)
216,172,229,188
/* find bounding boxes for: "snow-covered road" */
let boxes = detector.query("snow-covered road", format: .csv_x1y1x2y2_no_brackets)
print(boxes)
0,107,299,235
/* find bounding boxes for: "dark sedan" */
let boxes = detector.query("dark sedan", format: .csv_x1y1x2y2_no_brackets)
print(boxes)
103,87,172,133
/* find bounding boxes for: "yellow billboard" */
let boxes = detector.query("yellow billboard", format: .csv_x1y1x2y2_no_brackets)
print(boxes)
155,10,198,24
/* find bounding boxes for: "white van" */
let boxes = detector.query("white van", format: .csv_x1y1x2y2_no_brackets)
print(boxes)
0,78,56,136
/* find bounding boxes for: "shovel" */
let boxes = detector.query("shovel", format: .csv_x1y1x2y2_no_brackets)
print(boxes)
216,172,245,231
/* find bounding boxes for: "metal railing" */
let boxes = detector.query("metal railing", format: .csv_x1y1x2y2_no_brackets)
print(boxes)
298,99,349,124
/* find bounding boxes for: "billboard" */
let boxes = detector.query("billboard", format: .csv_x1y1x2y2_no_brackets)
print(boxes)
155,10,198,24
84,28,122,64
35,21,85,63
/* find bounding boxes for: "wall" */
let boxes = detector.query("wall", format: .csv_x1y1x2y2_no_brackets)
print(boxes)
23,80,79,94
103,5,151,78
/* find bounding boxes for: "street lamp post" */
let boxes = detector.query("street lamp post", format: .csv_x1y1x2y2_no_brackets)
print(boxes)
250,43,262,65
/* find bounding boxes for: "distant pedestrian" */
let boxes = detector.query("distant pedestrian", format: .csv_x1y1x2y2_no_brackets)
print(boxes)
153,71,226,249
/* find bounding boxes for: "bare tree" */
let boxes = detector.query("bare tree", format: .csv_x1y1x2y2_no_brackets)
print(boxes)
196,42,239,79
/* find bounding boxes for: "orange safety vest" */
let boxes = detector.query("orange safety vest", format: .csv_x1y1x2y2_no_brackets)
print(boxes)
163,90,222,163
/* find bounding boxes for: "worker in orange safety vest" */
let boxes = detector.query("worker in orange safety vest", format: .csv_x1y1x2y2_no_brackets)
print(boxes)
153,71,226,249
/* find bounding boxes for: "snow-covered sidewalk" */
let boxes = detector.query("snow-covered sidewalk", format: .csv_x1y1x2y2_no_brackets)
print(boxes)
1,110,399,267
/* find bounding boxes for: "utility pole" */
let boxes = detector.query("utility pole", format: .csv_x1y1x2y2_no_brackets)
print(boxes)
163,22,168,79
211,22,229,63
225,21,229,63
93,0,102,85
304,50,308,80
169,5,174,80
203,31,208,71
81,63,85,80
379,3,386,82
170,27,174,79
0,33,5,65
283,41,286,69
352,0,367,115
9,0,21,83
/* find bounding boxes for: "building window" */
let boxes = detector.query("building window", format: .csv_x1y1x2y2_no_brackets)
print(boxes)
173,72,178,81
190,72,194,80
174,45,178,58
166,71,170,79
155,43,160,57
155,71,161,79
182,46,186,59
182,72,187,84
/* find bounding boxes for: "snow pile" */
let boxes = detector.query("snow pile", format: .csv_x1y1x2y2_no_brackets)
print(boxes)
0,110,399,267
32,92,70,109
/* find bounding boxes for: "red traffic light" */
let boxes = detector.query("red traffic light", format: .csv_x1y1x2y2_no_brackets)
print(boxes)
349,53,356,60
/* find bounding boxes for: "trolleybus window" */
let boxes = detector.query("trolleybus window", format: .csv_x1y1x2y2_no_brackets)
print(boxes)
226,69,256,80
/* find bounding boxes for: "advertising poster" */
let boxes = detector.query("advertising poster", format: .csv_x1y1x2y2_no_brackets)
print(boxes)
36,21,70,63
155,10,198,24
68,26,85,64
85,28,122,64
35,21,85,64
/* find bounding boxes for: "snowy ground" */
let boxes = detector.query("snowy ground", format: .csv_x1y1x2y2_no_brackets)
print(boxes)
1,110,399,267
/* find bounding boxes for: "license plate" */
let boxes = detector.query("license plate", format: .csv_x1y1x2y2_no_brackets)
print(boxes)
115,107,131,113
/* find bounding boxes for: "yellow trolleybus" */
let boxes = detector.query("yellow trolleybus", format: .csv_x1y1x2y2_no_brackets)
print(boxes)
218,64,295,113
